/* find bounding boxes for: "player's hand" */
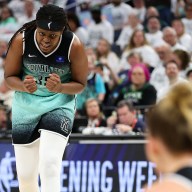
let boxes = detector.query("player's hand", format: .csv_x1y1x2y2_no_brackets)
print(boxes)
46,73,62,93
23,75,37,93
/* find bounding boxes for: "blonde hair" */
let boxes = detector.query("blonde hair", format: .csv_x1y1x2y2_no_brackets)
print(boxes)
147,82,192,154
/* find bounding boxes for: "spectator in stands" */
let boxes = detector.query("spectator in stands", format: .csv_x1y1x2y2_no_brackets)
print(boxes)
145,6,159,19
172,0,186,18
150,43,172,90
125,51,143,70
77,0,90,12
0,5,19,42
76,47,106,111
116,9,144,51
95,38,120,73
157,60,188,101
172,18,192,54
84,98,107,128
8,0,25,19
17,0,36,27
162,27,187,52
145,0,173,25
145,16,163,47
67,12,88,45
120,29,160,70
172,49,191,78
143,6,168,32
151,48,190,91
95,62,119,105
95,38,121,102
116,63,157,106
107,100,146,134
145,82,192,192
132,0,146,22
87,5,114,48
118,51,143,83
153,42,172,67
181,3,192,37
106,52,143,106
104,0,133,41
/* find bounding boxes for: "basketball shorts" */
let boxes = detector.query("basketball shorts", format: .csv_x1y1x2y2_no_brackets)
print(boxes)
12,108,74,145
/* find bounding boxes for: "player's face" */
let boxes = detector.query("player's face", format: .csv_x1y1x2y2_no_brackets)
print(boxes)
36,27,63,54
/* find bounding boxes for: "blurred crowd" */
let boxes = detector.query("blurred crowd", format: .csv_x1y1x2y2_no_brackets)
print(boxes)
1,0,192,136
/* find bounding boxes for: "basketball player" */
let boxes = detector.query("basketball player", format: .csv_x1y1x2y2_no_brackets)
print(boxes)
4,4,88,192
145,82,192,192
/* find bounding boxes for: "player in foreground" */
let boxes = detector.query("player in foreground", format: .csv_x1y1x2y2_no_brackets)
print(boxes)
145,82,192,192
4,4,88,192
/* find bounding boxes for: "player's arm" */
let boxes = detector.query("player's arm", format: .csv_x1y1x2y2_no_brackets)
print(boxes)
46,35,88,94
67,35,88,94
4,33,37,93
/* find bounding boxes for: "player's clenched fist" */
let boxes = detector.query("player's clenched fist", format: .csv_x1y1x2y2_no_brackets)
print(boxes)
46,73,62,93
23,75,37,93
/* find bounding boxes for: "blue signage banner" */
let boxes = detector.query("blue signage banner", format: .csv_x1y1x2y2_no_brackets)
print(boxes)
0,140,158,192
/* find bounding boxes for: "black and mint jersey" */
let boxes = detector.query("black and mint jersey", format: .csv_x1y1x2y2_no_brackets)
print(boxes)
12,29,76,144
23,29,73,96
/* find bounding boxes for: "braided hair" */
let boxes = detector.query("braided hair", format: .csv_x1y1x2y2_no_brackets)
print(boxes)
7,4,70,52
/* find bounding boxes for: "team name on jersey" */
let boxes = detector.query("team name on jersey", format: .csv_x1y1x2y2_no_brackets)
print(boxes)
26,64,65,75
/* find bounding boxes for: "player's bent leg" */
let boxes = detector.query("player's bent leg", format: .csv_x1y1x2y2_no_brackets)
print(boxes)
14,139,40,192
39,130,68,192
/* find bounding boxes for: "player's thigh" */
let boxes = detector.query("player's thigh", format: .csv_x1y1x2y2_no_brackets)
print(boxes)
39,130,68,162
14,139,40,179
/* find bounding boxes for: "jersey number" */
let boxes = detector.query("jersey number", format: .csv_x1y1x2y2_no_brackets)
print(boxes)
36,76,49,86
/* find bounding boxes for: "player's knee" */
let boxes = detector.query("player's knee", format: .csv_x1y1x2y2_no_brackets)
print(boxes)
39,157,60,178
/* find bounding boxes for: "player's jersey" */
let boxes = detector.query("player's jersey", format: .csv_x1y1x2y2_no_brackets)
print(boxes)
12,29,76,144
163,167,192,191
22,29,73,96
176,167,192,186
